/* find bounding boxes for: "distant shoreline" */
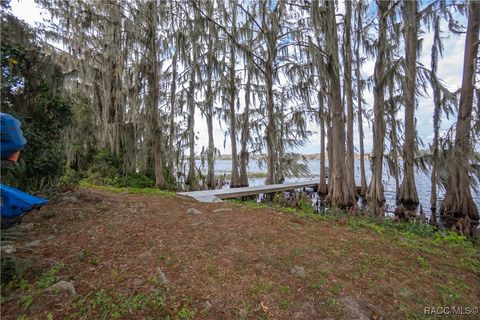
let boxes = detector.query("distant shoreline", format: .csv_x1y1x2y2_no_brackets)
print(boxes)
196,153,370,161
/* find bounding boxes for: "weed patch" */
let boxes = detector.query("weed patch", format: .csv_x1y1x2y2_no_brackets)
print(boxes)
79,181,175,197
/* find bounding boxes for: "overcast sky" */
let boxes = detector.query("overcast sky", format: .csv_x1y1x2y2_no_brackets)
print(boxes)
10,0,468,155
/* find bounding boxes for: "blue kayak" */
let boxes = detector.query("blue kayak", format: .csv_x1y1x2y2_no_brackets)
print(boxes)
0,184,48,219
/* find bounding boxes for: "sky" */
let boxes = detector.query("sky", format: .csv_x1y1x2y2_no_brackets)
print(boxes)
9,0,469,155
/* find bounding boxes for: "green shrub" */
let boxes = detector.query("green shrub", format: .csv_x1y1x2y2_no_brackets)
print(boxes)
58,167,82,187
113,173,155,188
90,149,122,178
382,220,440,238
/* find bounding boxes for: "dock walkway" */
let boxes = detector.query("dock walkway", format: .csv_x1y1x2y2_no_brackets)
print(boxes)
177,180,318,202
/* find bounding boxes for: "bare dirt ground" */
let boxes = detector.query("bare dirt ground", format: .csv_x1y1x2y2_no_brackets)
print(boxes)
1,188,479,319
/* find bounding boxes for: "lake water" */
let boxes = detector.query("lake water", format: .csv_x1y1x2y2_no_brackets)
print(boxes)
196,159,480,216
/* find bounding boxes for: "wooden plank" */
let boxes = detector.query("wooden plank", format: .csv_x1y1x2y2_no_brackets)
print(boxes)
177,180,318,202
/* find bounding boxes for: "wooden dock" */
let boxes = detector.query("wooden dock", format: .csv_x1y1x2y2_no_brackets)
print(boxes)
177,180,318,202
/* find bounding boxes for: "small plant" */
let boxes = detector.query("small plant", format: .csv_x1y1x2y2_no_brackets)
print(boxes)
36,263,63,289
330,284,343,295
205,264,216,276
437,282,461,305
307,279,326,290
416,256,429,271
157,253,167,262
151,294,165,310
177,307,196,319
20,293,33,310
250,279,273,297
277,284,290,294
280,298,291,309
324,297,343,315
459,257,480,273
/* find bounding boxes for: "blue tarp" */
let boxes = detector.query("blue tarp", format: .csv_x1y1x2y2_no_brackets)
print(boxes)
1,112,27,160
0,184,48,219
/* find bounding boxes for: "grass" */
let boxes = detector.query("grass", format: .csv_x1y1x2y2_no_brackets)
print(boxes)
250,279,273,298
69,290,166,319
3,263,64,311
4,187,479,319
35,264,63,289
236,196,479,314
79,180,176,197
229,197,479,251
10,268,195,320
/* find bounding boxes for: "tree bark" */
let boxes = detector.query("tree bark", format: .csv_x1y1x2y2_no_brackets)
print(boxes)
168,33,179,184
205,15,216,190
366,1,389,215
327,97,333,195
399,0,419,205
388,85,400,197
276,106,285,183
343,0,357,198
318,91,327,194
265,47,276,185
105,2,123,157
264,2,280,186
148,0,166,189
324,0,356,208
440,1,480,232
355,3,367,196
186,50,197,189
239,53,252,187
430,12,441,213
229,1,241,188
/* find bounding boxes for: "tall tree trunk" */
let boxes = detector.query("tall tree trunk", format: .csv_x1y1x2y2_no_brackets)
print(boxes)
388,85,400,197
276,105,285,183
186,51,197,189
239,54,252,187
168,34,179,184
440,1,480,234
430,12,441,213
327,97,333,194
430,91,440,220
324,0,356,208
205,18,216,190
105,2,123,156
265,57,276,185
343,0,357,198
229,1,240,188
148,1,166,189
355,4,367,196
399,0,419,205
154,128,165,188
229,1,241,188
366,1,390,215
264,3,279,186
318,91,327,194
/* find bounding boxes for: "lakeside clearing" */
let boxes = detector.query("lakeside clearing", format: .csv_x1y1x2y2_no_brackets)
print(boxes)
1,187,479,319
